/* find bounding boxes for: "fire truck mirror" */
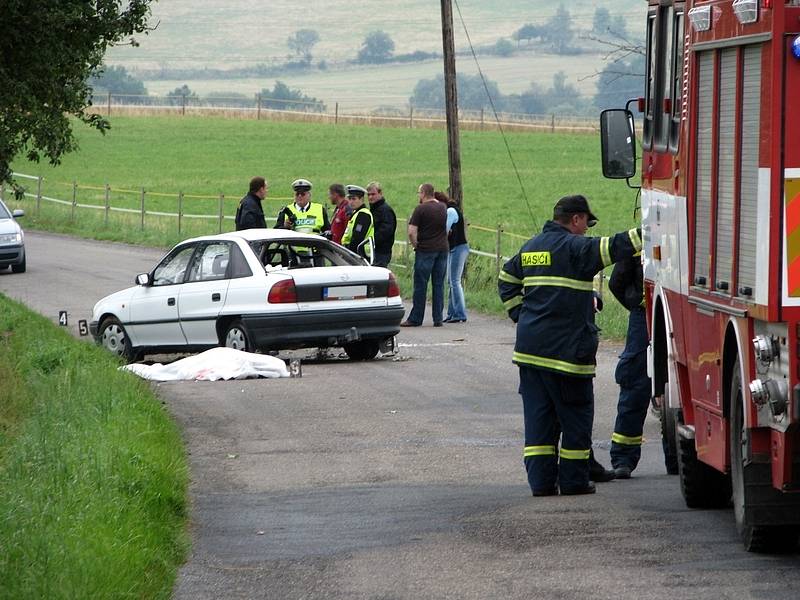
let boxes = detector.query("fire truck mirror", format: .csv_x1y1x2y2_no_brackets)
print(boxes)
600,109,637,180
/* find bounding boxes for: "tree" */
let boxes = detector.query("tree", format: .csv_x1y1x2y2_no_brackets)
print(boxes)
357,31,395,64
594,53,646,111
410,73,502,111
512,24,539,47
494,38,515,57
88,65,147,96
542,5,575,55
609,15,628,39
593,7,612,35
287,29,320,65
0,0,154,187
260,81,325,112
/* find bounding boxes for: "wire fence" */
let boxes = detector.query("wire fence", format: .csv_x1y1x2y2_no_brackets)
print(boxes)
89,92,599,134
3,172,532,273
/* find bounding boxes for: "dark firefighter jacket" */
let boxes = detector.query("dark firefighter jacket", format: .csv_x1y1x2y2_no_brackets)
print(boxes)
498,220,642,377
609,252,644,312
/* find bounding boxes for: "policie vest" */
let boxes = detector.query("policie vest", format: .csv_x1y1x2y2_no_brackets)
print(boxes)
285,202,326,234
342,206,375,258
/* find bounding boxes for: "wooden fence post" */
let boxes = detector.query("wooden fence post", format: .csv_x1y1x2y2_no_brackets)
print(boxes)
409,106,414,129
181,94,187,116
140,188,146,230
71,181,77,222
178,191,183,234
257,93,261,120
480,108,484,130
550,113,555,133
104,183,110,226
36,176,42,215
335,102,339,125
495,225,503,277
107,91,112,116
218,193,224,233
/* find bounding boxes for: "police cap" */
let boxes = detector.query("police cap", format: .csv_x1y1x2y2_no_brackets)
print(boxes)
553,194,598,227
345,185,367,198
291,178,313,193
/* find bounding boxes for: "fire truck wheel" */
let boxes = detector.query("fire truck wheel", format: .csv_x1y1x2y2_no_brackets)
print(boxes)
676,414,732,509
660,386,679,474
729,358,800,552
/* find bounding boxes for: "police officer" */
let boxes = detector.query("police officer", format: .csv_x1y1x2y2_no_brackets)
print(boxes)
341,185,374,261
498,195,642,496
276,178,331,236
235,176,268,230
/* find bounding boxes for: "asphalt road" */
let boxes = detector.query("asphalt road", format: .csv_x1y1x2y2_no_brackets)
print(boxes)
2,231,798,600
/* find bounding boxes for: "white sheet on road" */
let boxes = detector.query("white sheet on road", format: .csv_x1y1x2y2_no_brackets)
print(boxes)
121,347,290,381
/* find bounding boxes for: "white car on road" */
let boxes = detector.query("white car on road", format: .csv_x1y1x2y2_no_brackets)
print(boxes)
91,229,404,361
0,198,25,273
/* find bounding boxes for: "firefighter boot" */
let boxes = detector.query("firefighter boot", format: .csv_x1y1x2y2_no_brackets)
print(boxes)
589,451,616,482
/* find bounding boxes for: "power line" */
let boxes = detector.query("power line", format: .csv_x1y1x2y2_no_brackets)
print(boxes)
452,0,539,233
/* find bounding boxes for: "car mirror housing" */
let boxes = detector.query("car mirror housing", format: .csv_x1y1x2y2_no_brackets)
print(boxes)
135,273,151,286
600,108,637,180
12,209,24,218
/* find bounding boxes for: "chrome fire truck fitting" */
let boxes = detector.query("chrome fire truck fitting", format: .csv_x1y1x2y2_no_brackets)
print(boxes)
749,378,788,416
752,334,779,367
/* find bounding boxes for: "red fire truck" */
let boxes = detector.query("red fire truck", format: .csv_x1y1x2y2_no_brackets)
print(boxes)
600,0,800,552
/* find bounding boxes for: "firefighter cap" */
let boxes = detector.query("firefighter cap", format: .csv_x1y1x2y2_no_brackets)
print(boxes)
553,194,598,227
291,178,313,193
345,185,367,198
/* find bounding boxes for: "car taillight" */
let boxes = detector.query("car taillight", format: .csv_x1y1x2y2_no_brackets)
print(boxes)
268,279,297,303
387,273,401,297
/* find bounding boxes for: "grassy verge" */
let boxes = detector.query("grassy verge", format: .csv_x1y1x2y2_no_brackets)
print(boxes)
0,295,188,599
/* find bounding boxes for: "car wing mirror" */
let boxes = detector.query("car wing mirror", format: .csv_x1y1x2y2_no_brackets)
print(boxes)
12,209,24,218
600,108,637,180
135,273,151,286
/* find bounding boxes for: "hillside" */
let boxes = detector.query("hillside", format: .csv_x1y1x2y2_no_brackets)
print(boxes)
106,0,647,111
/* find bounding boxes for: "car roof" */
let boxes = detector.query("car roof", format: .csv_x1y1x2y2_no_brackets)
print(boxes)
179,229,325,245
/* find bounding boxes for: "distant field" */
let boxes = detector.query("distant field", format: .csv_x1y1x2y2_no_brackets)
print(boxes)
106,0,647,111
145,51,611,112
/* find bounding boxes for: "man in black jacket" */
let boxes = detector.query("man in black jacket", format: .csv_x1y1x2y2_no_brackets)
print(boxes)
498,195,642,496
367,181,397,268
235,176,268,230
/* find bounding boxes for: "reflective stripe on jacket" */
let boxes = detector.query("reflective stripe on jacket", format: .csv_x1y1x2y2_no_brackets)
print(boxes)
284,202,327,234
498,220,642,377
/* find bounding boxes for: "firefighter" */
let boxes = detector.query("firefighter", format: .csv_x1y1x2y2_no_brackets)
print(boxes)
608,252,679,478
498,195,642,496
276,178,331,237
341,185,374,261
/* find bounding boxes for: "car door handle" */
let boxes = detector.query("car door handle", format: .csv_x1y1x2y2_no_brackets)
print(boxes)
212,293,221,302
167,297,176,306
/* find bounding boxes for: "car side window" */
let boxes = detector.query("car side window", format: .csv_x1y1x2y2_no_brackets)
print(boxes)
186,242,231,282
152,245,197,286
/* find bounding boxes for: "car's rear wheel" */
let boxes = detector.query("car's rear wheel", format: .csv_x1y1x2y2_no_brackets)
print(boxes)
224,320,253,352
343,340,380,361
11,255,25,273
99,317,141,363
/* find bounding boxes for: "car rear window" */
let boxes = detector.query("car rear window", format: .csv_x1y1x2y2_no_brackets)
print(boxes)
250,239,363,269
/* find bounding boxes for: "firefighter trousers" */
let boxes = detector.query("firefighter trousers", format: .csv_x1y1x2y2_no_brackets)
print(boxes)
519,366,593,493
610,308,650,471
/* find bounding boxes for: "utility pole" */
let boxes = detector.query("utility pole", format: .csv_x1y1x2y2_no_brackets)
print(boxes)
440,0,463,208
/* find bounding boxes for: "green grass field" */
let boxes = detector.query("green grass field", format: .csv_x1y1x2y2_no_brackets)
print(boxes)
9,115,638,337
0,295,188,599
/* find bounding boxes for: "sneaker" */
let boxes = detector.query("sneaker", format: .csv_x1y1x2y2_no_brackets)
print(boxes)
400,320,420,327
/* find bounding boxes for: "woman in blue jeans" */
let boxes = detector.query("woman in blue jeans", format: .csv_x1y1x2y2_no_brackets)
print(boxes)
435,192,469,323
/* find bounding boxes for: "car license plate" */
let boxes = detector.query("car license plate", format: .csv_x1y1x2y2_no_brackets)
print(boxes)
323,285,367,300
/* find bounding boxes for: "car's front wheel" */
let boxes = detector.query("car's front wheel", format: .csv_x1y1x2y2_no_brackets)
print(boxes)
99,317,141,363
11,255,25,273
343,340,380,361
224,320,253,352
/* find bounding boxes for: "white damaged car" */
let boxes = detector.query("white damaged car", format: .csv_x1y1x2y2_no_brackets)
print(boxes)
91,229,404,362
0,198,25,273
